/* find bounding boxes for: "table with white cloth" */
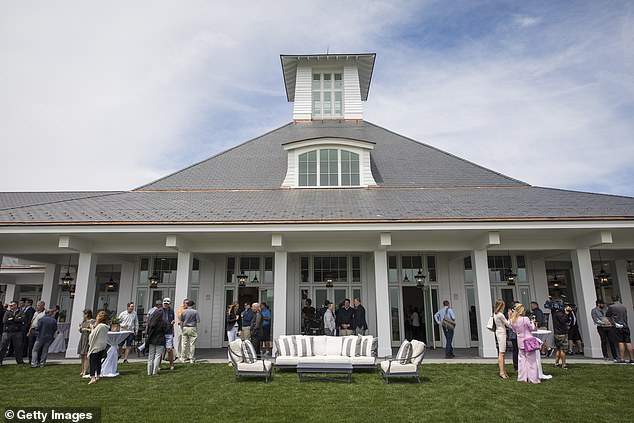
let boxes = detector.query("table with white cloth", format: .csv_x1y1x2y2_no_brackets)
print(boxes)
48,322,70,353
531,329,553,380
100,331,133,377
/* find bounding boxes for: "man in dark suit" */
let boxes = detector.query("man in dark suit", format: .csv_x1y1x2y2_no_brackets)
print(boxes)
21,298,36,359
353,298,368,335
0,301,25,365
336,298,355,336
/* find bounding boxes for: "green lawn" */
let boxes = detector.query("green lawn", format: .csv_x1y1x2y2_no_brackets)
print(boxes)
1,362,631,422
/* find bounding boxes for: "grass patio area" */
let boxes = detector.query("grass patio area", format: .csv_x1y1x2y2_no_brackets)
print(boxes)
1,362,631,422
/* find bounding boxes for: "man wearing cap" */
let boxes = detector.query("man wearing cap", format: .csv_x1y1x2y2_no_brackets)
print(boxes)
161,298,176,370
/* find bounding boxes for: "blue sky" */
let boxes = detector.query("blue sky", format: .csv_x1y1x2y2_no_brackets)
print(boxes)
1,0,632,196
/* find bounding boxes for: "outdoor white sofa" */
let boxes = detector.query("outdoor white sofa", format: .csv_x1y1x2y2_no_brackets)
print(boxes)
273,334,377,371
379,339,426,383
228,339,273,383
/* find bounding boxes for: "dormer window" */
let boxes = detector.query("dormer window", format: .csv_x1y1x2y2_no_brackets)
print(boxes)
312,72,343,118
282,138,377,188
298,149,359,187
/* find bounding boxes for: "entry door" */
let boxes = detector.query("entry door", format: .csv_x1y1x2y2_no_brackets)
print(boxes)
490,286,516,312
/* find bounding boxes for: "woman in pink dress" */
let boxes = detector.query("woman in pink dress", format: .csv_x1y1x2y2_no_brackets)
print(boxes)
509,304,540,384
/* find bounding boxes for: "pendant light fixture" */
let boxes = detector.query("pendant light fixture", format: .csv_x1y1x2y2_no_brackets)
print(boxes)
597,250,610,286
106,264,117,291
415,252,426,289
60,254,74,287
325,254,334,287
237,255,248,286
504,251,517,286
148,256,161,288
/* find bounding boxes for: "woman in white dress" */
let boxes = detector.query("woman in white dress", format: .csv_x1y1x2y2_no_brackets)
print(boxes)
493,299,511,379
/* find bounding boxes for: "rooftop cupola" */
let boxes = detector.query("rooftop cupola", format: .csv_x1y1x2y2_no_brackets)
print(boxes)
281,53,376,122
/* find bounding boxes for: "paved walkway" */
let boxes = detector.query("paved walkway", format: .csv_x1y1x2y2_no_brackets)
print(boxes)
1,347,612,366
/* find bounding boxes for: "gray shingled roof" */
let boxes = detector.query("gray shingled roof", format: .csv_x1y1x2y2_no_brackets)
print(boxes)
1,187,634,224
135,121,528,191
1,121,633,225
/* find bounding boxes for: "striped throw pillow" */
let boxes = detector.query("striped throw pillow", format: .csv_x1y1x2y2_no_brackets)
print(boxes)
341,336,359,357
294,335,313,357
358,335,374,357
242,340,257,364
396,340,413,364
277,336,295,356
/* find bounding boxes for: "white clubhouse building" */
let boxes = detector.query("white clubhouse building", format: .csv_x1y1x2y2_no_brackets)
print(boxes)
1,53,634,359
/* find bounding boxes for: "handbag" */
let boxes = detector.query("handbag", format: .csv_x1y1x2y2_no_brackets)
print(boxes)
486,315,496,332
523,336,541,352
442,314,456,331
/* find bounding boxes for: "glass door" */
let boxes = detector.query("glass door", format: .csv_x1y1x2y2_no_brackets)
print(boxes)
466,287,479,347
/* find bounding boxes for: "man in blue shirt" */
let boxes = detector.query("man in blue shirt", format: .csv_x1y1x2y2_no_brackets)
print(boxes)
434,300,456,358
31,309,57,368
261,303,271,356
240,302,253,341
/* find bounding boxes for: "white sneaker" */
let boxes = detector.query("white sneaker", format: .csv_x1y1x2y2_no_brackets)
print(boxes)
189,359,195,364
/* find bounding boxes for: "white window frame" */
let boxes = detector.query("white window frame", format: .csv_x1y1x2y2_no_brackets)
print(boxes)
312,71,343,119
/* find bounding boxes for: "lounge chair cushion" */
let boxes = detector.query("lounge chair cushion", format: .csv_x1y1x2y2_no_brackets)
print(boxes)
380,360,417,374
242,340,257,364
410,340,426,365
349,355,376,366
229,339,244,363
237,360,273,372
395,340,413,364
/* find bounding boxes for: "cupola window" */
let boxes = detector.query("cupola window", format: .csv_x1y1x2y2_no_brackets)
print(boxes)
312,72,343,118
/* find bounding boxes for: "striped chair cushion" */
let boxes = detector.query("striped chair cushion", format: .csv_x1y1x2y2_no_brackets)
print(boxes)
358,335,375,357
242,340,257,364
276,336,296,356
396,340,413,364
341,336,359,357
294,335,313,357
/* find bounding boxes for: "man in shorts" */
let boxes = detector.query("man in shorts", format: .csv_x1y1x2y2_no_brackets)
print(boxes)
551,302,572,369
606,296,634,364
117,302,138,363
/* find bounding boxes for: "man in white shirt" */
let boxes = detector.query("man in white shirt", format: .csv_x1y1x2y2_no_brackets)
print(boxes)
117,302,139,363
434,300,456,358
27,301,46,361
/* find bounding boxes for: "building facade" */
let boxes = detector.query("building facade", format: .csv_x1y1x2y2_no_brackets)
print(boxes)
1,53,634,359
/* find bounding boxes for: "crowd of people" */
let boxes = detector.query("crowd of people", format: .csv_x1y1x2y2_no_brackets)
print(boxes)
0,298,60,368
3,292,632,385
489,295,633,384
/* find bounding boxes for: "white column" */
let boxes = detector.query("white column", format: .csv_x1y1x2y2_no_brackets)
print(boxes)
374,249,392,357
39,263,59,308
4,283,16,303
272,249,288,344
615,260,634,328
570,248,602,358
66,252,97,358
472,249,496,358
116,262,135,313
174,251,193,355
530,258,550,308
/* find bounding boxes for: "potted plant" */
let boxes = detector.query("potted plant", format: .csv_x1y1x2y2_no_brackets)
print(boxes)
110,316,121,332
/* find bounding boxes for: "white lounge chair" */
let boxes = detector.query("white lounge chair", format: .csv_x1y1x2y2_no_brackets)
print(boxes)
228,339,273,383
379,339,426,383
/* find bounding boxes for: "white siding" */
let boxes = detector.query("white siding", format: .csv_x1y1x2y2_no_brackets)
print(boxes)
293,65,312,121
281,150,297,187
360,150,377,186
343,65,363,120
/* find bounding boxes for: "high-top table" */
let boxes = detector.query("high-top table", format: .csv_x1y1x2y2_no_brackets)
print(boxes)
48,322,70,353
100,331,133,377
532,329,553,380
